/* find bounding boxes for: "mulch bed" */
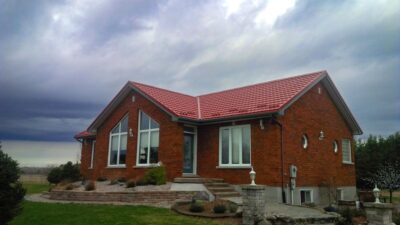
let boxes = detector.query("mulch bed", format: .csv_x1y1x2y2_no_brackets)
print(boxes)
172,200,238,218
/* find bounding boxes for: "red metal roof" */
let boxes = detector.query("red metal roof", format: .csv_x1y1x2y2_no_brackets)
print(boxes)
130,71,325,120
74,131,95,139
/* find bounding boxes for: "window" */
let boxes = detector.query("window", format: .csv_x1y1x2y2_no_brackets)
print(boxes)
219,125,251,166
137,111,160,165
301,134,308,149
336,189,343,201
342,139,352,163
333,140,338,153
300,190,313,204
108,116,128,166
90,140,96,169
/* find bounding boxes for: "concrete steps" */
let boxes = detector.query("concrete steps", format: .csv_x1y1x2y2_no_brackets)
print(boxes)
204,180,241,199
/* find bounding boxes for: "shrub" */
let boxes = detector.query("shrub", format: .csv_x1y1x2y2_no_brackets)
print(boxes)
96,177,107,182
85,181,96,191
135,178,148,186
0,150,26,225
229,203,238,213
47,167,63,184
117,177,127,183
142,166,166,185
109,179,118,185
393,212,400,225
189,201,204,213
213,204,227,214
126,179,136,188
47,161,80,184
65,184,74,190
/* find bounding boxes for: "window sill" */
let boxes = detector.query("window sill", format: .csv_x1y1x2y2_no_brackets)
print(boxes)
106,166,126,169
134,164,159,168
216,165,252,169
88,168,93,170
342,161,354,165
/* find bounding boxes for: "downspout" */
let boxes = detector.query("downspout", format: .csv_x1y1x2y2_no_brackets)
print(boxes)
271,117,286,204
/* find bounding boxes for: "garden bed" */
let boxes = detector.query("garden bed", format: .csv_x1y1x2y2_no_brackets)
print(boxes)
171,200,238,218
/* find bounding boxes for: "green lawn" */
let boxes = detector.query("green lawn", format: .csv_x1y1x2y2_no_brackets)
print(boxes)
12,183,231,225
11,202,229,225
22,183,50,194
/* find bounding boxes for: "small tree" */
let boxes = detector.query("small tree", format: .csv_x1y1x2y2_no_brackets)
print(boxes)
365,161,400,203
47,161,80,184
0,149,26,225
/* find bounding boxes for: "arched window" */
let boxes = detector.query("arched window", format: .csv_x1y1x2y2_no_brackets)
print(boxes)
108,115,128,166
301,134,308,150
137,111,160,165
333,140,338,153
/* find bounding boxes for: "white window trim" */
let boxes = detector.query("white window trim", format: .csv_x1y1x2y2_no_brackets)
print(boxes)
136,110,160,166
218,124,251,167
89,140,96,169
107,115,128,167
336,188,344,201
342,139,352,164
299,189,314,204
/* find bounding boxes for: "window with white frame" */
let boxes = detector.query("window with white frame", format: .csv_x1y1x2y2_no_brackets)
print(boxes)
342,139,352,163
219,125,251,166
300,190,313,204
108,116,128,166
90,140,96,169
137,111,160,165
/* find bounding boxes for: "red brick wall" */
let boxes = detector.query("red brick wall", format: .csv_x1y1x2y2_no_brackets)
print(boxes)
80,81,356,187
80,90,184,181
197,82,356,187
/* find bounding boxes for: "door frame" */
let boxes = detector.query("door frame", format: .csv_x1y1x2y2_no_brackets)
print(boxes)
183,125,197,176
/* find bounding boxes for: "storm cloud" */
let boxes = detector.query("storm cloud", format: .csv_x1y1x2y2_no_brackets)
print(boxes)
1,0,399,141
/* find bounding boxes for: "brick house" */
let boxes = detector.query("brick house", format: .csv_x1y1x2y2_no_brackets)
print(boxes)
75,71,362,205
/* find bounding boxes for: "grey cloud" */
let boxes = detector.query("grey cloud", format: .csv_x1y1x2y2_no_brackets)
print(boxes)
0,0,399,141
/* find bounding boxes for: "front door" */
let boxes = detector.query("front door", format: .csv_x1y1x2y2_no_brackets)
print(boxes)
183,127,196,174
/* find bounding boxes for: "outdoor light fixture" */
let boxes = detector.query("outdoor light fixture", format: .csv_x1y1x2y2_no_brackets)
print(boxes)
129,128,134,137
250,167,256,185
319,130,325,140
373,184,381,203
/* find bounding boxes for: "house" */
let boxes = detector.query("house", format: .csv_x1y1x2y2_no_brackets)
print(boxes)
75,71,362,205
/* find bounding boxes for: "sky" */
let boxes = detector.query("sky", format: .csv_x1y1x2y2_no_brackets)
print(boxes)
0,0,399,166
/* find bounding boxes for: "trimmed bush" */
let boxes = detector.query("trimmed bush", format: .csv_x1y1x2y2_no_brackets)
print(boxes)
213,204,227,214
229,203,238,213
47,161,80,184
117,177,127,183
135,178,148,186
109,179,118,185
189,202,204,213
0,150,26,225
65,184,74,190
96,177,107,182
143,166,166,185
126,179,136,188
324,205,337,212
85,181,96,191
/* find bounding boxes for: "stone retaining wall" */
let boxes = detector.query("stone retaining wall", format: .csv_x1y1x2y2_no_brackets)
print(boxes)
49,190,196,204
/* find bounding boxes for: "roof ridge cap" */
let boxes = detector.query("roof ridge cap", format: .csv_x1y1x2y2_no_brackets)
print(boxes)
196,96,202,119
129,81,196,98
196,70,326,97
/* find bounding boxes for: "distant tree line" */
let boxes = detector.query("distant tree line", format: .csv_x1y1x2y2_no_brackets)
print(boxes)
355,131,400,202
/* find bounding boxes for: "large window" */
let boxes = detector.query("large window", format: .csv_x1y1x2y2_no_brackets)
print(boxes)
108,116,128,166
219,125,251,167
137,111,160,165
342,139,352,163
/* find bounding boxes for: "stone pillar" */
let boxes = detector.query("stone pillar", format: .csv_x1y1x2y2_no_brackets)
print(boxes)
364,203,395,225
242,185,266,225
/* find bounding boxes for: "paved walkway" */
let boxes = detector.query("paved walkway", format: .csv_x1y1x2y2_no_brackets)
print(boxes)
224,197,337,220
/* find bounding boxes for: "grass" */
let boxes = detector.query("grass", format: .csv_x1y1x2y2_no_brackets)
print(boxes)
11,202,230,225
22,183,50,194
12,183,231,225
381,190,400,203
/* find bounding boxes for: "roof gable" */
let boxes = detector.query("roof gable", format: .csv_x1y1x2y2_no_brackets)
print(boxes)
84,71,362,135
